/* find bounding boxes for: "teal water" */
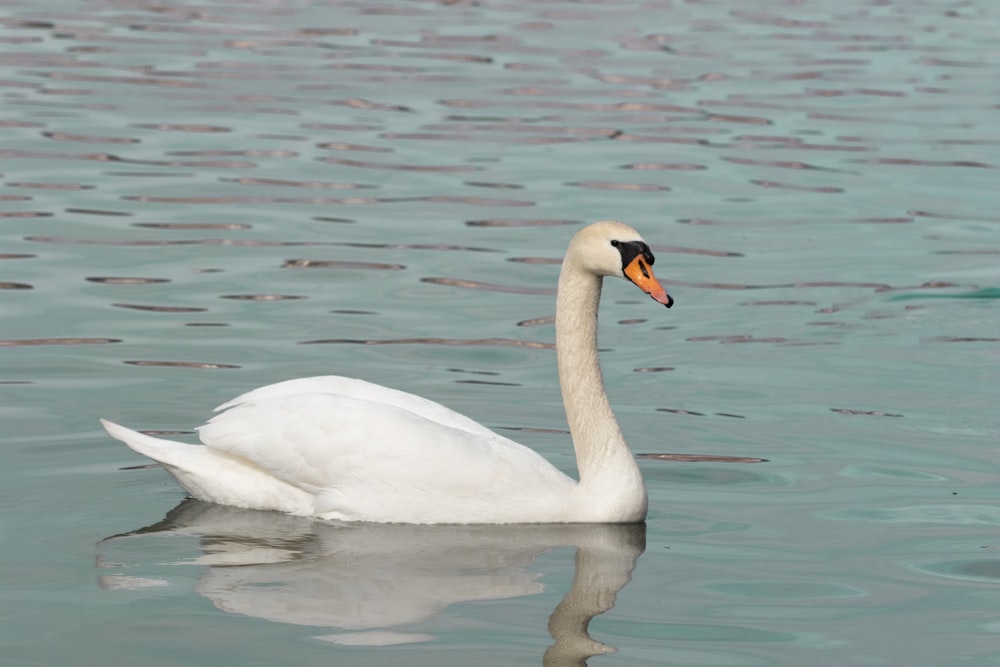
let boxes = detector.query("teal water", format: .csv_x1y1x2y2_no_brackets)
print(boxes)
2,1,999,665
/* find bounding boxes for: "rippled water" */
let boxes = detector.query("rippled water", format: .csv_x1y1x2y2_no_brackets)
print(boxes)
2,1,999,665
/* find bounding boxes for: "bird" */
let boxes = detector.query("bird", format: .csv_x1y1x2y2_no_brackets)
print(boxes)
101,220,673,524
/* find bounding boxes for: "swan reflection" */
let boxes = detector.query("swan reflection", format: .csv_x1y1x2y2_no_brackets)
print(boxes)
98,500,645,664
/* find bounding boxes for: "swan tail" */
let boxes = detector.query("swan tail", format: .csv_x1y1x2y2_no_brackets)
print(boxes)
100,418,196,467
100,418,314,514
100,418,226,498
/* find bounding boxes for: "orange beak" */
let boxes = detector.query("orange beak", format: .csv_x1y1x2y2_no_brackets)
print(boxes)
623,255,673,307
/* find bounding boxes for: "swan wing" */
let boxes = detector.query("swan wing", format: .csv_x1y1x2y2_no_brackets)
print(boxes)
198,391,576,524
214,375,501,439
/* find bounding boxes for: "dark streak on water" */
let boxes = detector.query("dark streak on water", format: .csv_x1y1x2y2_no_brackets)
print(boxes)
301,337,555,350
0,337,121,346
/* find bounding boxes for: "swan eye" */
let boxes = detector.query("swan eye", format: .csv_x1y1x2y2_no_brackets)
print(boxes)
613,240,656,269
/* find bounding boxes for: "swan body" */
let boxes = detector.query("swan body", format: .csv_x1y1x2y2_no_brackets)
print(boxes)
102,221,673,524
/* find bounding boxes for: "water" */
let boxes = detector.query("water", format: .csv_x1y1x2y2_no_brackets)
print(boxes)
2,0,999,664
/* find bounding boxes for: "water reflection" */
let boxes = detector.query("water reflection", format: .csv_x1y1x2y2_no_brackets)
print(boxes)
98,499,645,665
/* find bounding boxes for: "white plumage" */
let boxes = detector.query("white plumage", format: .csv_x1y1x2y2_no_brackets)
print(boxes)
102,221,673,524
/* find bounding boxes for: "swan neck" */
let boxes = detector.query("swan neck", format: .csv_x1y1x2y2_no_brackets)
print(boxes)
555,258,644,507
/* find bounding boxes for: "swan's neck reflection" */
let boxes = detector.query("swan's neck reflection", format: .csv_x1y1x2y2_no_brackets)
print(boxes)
544,537,642,666
99,500,645,664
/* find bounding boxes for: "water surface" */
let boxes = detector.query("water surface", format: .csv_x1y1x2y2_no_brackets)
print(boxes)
2,1,999,665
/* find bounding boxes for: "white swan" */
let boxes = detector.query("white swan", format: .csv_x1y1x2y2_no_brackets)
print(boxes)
101,220,673,524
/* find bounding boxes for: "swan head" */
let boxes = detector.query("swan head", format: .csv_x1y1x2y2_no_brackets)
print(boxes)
568,221,673,307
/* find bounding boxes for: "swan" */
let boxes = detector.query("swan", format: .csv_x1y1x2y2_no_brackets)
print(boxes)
101,220,673,524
